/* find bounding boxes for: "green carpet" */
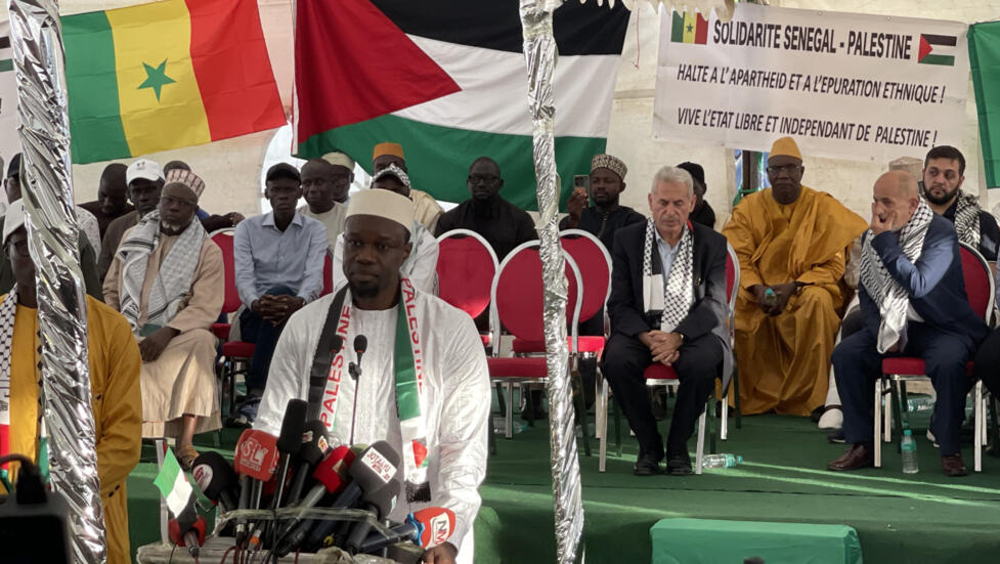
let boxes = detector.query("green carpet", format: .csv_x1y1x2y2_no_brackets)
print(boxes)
126,413,1000,563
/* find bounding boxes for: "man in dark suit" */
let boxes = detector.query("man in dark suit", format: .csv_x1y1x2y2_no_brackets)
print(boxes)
829,171,988,477
603,166,731,476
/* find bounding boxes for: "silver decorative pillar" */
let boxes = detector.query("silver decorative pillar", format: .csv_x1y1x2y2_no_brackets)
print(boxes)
7,1,106,562
519,2,585,563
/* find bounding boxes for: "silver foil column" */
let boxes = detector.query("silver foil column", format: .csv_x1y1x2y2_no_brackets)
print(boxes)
7,1,106,563
519,2,585,563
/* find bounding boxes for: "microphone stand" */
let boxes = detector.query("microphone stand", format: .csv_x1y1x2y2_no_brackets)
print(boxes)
348,335,366,446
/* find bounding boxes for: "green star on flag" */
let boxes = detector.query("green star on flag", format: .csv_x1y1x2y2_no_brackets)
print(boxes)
138,59,176,101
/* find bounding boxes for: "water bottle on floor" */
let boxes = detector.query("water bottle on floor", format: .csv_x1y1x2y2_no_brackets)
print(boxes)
901,429,919,474
701,453,743,469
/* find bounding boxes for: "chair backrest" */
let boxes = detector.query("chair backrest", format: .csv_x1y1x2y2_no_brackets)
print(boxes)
491,240,582,343
436,229,499,319
209,229,242,315
321,249,334,297
959,243,994,324
725,242,740,322
559,229,611,324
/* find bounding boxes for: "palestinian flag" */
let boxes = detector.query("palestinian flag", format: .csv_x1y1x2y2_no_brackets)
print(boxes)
62,0,285,164
0,35,11,73
671,11,709,44
293,0,630,210
969,22,1000,188
918,34,957,66
153,447,193,517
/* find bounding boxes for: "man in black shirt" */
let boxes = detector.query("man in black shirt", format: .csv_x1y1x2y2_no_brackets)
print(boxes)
561,153,645,251
435,157,536,260
678,161,716,229
921,145,999,260
79,163,134,239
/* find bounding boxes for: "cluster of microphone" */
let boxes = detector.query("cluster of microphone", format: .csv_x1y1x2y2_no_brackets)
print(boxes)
172,398,455,559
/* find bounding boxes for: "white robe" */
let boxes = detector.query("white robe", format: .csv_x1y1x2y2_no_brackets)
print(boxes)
333,221,439,294
255,286,489,563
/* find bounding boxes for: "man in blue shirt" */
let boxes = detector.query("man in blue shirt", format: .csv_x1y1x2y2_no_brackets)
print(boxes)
230,162,327,426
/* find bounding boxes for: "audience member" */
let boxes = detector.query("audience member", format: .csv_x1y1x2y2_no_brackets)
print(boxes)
829,171,987,476
0,202,141,564
723,136,866,416
298,154,350,250
677,161,716,229
80,162,133,239
921,145,999,260
99,159,165,280
373,142,444,232
0,155,102,298
103,180,224,469
163,161,246,232
603,166,729,476
436,157,537,260
230,163,327,426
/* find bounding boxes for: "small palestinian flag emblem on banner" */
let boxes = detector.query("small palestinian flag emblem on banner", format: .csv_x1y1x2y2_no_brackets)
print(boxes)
0,36,11,73
671,10,708,45
918,34,957,66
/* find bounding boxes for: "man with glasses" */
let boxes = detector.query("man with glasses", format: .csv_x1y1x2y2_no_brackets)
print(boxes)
723,136,866,417
103,177,223,469
435,156,536,260
299,152,353,250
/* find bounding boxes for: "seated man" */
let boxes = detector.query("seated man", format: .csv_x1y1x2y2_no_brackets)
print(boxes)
257,189,489,564
435,157,537,260
0,202,141,564
373,142,444,232
921,145,999,260
231,163,327,426
723,136,867,416
603,166,730,476
333,164,439,293
163,161,245,232
298,153,352,250
100,159,165,281
829,171,988,477
103,179,224,469
79,162,133,239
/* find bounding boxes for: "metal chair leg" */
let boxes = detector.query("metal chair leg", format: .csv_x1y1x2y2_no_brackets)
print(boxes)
599,378,609,472
975,380,983,472
571,371,592,457
495,382,507,417
874,377,883,468
733,364,742,430
708,396,717,455
505,382,514,439
695,405,707,475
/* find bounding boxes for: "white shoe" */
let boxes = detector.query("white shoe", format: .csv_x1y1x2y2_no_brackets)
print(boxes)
818,407,843,430
926,428,939,447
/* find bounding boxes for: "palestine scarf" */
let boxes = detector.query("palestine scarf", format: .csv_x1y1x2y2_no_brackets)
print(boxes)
953,190,982,249
642,218,694,332
859,199,934,353
315,278,430,502
117,210,206,335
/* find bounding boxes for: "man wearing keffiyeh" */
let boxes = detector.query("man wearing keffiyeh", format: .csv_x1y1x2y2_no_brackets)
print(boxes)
829,171,988,477
921,145,1000,260
603,166,731,476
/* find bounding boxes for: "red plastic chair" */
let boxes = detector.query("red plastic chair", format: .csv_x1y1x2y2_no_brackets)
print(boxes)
321,249,334,297
210,228,255,417
436,229,499,348
876,243,994,471
487,241,588,452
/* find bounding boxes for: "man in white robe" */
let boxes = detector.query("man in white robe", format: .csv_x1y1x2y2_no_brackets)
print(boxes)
332,165,439,294
257,189,488,564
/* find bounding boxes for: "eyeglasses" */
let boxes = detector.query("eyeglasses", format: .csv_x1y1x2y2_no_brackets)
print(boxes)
766,164,802,176
160,195,197,207
468,174,500,185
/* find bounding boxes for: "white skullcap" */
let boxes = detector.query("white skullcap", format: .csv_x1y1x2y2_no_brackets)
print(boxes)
322,151,355,170
3,201,25,247
346,188,414,233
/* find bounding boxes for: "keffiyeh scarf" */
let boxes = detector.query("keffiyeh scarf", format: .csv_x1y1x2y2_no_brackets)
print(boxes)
642,218,694,332
859,200,934,353
953,190,982,249
117,210,206,335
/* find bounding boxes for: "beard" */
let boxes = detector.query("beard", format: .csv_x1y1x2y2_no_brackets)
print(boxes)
348,277,381,299
923,184,958,206
160,219,191,236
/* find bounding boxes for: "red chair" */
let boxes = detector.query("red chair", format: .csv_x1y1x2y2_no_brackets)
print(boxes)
209,229,254,417
876,243,994,471
321,249,334,297
487,241,588,452
436,229,499,348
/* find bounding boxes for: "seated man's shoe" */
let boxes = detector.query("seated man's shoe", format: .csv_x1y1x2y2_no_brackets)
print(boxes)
827,443,874,471
666,451,693,476
633,454,663,476
941,454,968,477
826,428,845,444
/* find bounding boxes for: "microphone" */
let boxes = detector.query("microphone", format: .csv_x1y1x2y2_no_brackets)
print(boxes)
302,440,401,551
168,514,207,558
273,445,356,556
349,334,368,445
345,478,400,554
233,429,280,545
357,507,457,554
286,420,334,506
273,399,308,510
191,452,239,512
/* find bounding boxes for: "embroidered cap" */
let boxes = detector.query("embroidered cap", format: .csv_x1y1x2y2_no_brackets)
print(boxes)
370,163,411,190
164,169,206,198
591,154,627,181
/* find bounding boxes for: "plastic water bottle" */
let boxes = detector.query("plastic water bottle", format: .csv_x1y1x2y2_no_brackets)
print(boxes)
901,429,919,474
701,453,743,469
906,396,934,412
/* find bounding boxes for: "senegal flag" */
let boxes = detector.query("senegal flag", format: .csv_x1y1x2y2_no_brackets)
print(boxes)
293,0,629,211
671,10,708,45
63,0,285,164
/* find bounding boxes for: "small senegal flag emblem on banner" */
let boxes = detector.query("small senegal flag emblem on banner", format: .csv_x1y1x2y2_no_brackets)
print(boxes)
918,34,957,66
62,0,285,164
671,10,708,44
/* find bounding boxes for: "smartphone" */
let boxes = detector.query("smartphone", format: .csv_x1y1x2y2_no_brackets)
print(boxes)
573,174,590,198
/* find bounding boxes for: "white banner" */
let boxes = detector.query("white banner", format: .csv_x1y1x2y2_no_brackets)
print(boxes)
0,21,20,174
653,3,970,163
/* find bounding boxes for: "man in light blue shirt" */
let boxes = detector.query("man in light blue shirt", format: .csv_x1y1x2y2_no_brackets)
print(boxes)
231,162,327,426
